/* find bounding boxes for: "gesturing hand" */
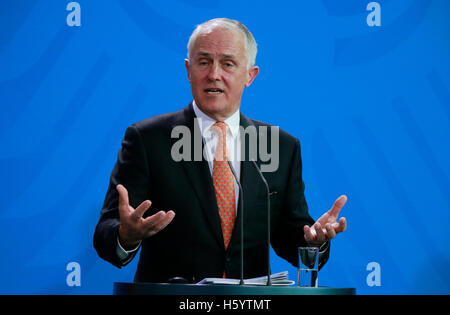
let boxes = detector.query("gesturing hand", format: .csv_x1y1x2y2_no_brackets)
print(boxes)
117,184,175,250
303,195,347,247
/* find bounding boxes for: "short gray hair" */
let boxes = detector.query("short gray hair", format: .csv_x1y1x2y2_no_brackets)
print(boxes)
187,18,258,69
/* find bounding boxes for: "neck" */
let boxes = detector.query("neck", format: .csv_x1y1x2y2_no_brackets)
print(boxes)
193,101,240,122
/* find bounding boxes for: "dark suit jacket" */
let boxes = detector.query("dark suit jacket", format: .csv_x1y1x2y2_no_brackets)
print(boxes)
94,103,329,283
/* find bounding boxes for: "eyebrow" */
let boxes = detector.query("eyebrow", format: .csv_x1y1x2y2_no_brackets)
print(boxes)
196,52,238,60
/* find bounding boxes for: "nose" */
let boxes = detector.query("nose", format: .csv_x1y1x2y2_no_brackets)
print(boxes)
207,62,221,81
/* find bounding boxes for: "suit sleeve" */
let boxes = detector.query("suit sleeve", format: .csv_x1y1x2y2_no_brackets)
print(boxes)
93,125,151,268
271,138,330,270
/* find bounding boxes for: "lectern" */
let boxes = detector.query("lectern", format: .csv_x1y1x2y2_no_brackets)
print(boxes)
114,282,356,295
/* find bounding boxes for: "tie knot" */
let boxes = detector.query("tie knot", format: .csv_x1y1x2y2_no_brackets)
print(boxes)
212,121,228,135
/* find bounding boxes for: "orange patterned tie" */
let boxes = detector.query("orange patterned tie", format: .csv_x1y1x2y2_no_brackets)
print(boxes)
212,122,236,250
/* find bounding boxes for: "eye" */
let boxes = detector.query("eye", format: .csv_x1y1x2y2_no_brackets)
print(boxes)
224,62,234,67
198,59,210,66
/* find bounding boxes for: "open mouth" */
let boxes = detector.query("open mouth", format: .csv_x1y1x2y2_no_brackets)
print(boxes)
204,88,224,95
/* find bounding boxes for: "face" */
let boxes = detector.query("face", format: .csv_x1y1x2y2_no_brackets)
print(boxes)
185,28,259,121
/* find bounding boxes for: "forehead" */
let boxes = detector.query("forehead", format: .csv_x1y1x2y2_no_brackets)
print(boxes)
191,28,246,58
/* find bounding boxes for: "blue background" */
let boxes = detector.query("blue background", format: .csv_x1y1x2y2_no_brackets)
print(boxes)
0,0,449,294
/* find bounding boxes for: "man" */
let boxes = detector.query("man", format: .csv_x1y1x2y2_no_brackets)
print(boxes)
94,18,347,283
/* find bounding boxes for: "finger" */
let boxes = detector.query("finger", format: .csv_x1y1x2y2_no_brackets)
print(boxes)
117,185,131,217
132,200,152,221
334,217,347,233
146,211,176,237
317,212,330,227
303,225,315,243
314,222,326,242
325,223,336,240
141,211,167,228
328,195,347,218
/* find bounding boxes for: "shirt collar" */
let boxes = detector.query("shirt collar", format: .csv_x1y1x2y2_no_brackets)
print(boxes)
192,100,240,138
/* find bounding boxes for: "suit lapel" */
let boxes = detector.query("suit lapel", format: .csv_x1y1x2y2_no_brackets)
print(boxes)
228,113,266,250
239,113,266,202
170,104,225,250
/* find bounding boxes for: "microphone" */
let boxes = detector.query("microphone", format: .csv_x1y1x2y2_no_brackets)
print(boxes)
227,161,244,285
251,161,272,286
227,161,245,286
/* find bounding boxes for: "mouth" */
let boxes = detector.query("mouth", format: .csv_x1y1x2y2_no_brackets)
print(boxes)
204,88,224,95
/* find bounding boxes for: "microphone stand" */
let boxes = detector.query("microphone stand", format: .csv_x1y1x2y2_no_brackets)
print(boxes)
227,161,245,286
251,161,271,286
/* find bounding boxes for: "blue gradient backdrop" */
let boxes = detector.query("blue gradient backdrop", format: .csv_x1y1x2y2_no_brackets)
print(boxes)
0,0,449,294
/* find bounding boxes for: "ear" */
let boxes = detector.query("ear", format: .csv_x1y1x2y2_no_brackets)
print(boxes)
245,66,259,87
185,59,191,82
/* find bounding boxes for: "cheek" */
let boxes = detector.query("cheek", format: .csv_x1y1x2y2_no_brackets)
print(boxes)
189,75,203,90
226,75,248,93
227,80,245,95
192,72,208,86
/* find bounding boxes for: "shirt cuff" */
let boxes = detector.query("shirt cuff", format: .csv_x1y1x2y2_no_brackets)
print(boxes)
116,236,141,262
